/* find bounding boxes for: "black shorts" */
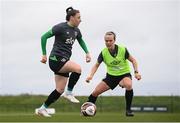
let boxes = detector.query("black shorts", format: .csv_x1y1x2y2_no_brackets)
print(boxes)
102,73,132,90
49,55,69,77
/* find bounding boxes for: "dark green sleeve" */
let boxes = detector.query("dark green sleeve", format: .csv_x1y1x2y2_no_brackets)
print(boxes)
41,29,54,55
77,38,89,54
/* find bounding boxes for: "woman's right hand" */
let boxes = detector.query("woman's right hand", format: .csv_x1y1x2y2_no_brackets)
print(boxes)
86,53,91,63
41,55,47,64
86,76,93,83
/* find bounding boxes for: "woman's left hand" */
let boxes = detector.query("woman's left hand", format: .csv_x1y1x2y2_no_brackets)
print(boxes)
135,73,142,80
86,53,91,63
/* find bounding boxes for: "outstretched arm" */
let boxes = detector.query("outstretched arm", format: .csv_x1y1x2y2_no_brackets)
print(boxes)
40,29,54,64
41,29,54,55
128,55,141,80
77,38,89,53
77,38,91,63
86,62,100,83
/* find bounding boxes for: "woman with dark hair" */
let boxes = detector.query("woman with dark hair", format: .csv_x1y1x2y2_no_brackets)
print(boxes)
85,31,141,117
37,7,91,117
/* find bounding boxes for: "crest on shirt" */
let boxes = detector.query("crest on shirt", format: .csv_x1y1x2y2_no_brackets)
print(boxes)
74,31,78,37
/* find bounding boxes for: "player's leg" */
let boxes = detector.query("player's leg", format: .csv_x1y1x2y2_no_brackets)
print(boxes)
59,60,81,103
88,81,110,104
37,75,68,117
120,76,134,116
88,73,119,104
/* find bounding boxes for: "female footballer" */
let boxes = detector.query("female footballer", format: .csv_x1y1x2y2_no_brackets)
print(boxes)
86,31,141,116
37,7,91,117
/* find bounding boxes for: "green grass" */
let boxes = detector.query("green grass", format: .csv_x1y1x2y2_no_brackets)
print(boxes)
0,95,180,122
0,112,180,122
0,95,180,113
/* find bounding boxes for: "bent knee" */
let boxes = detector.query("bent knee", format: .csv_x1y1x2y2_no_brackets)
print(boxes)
124,83,132,90
74,66,82,73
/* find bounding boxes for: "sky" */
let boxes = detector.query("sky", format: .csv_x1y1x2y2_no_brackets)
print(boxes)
0,0,180,96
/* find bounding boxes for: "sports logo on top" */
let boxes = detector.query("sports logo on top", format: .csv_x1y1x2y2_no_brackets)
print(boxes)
110,60,121,65
74,31,78,37
65,37,75,45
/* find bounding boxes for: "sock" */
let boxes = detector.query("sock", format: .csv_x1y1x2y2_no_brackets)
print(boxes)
67,72,81,94
39,103,48,109
125,89,133,111
44,89,62,107
66,88,73,95
87,94,98,104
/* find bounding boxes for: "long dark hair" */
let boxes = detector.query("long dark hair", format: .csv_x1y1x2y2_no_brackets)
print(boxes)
66,7,80,21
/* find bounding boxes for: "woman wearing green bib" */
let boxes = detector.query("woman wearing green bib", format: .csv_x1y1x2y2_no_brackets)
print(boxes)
86,31,141,116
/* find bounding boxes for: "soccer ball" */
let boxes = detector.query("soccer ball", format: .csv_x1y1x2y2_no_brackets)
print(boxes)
81,102,96,116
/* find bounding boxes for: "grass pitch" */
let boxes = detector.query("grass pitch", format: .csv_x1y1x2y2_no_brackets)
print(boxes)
0,95,180,122
0,112,180,122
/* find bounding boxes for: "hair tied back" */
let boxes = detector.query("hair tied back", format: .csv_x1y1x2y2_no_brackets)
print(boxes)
66,7,74,14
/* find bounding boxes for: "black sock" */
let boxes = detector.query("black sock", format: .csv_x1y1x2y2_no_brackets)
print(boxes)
44,89,61,107
67,72,81,91
88,94,98,104
125,89,133,111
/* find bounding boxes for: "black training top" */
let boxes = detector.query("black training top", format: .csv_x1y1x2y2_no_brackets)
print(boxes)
50,22,82,59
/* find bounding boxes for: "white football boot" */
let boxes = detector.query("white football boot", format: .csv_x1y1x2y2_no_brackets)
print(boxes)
37,108,51,117
63,93,80,103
